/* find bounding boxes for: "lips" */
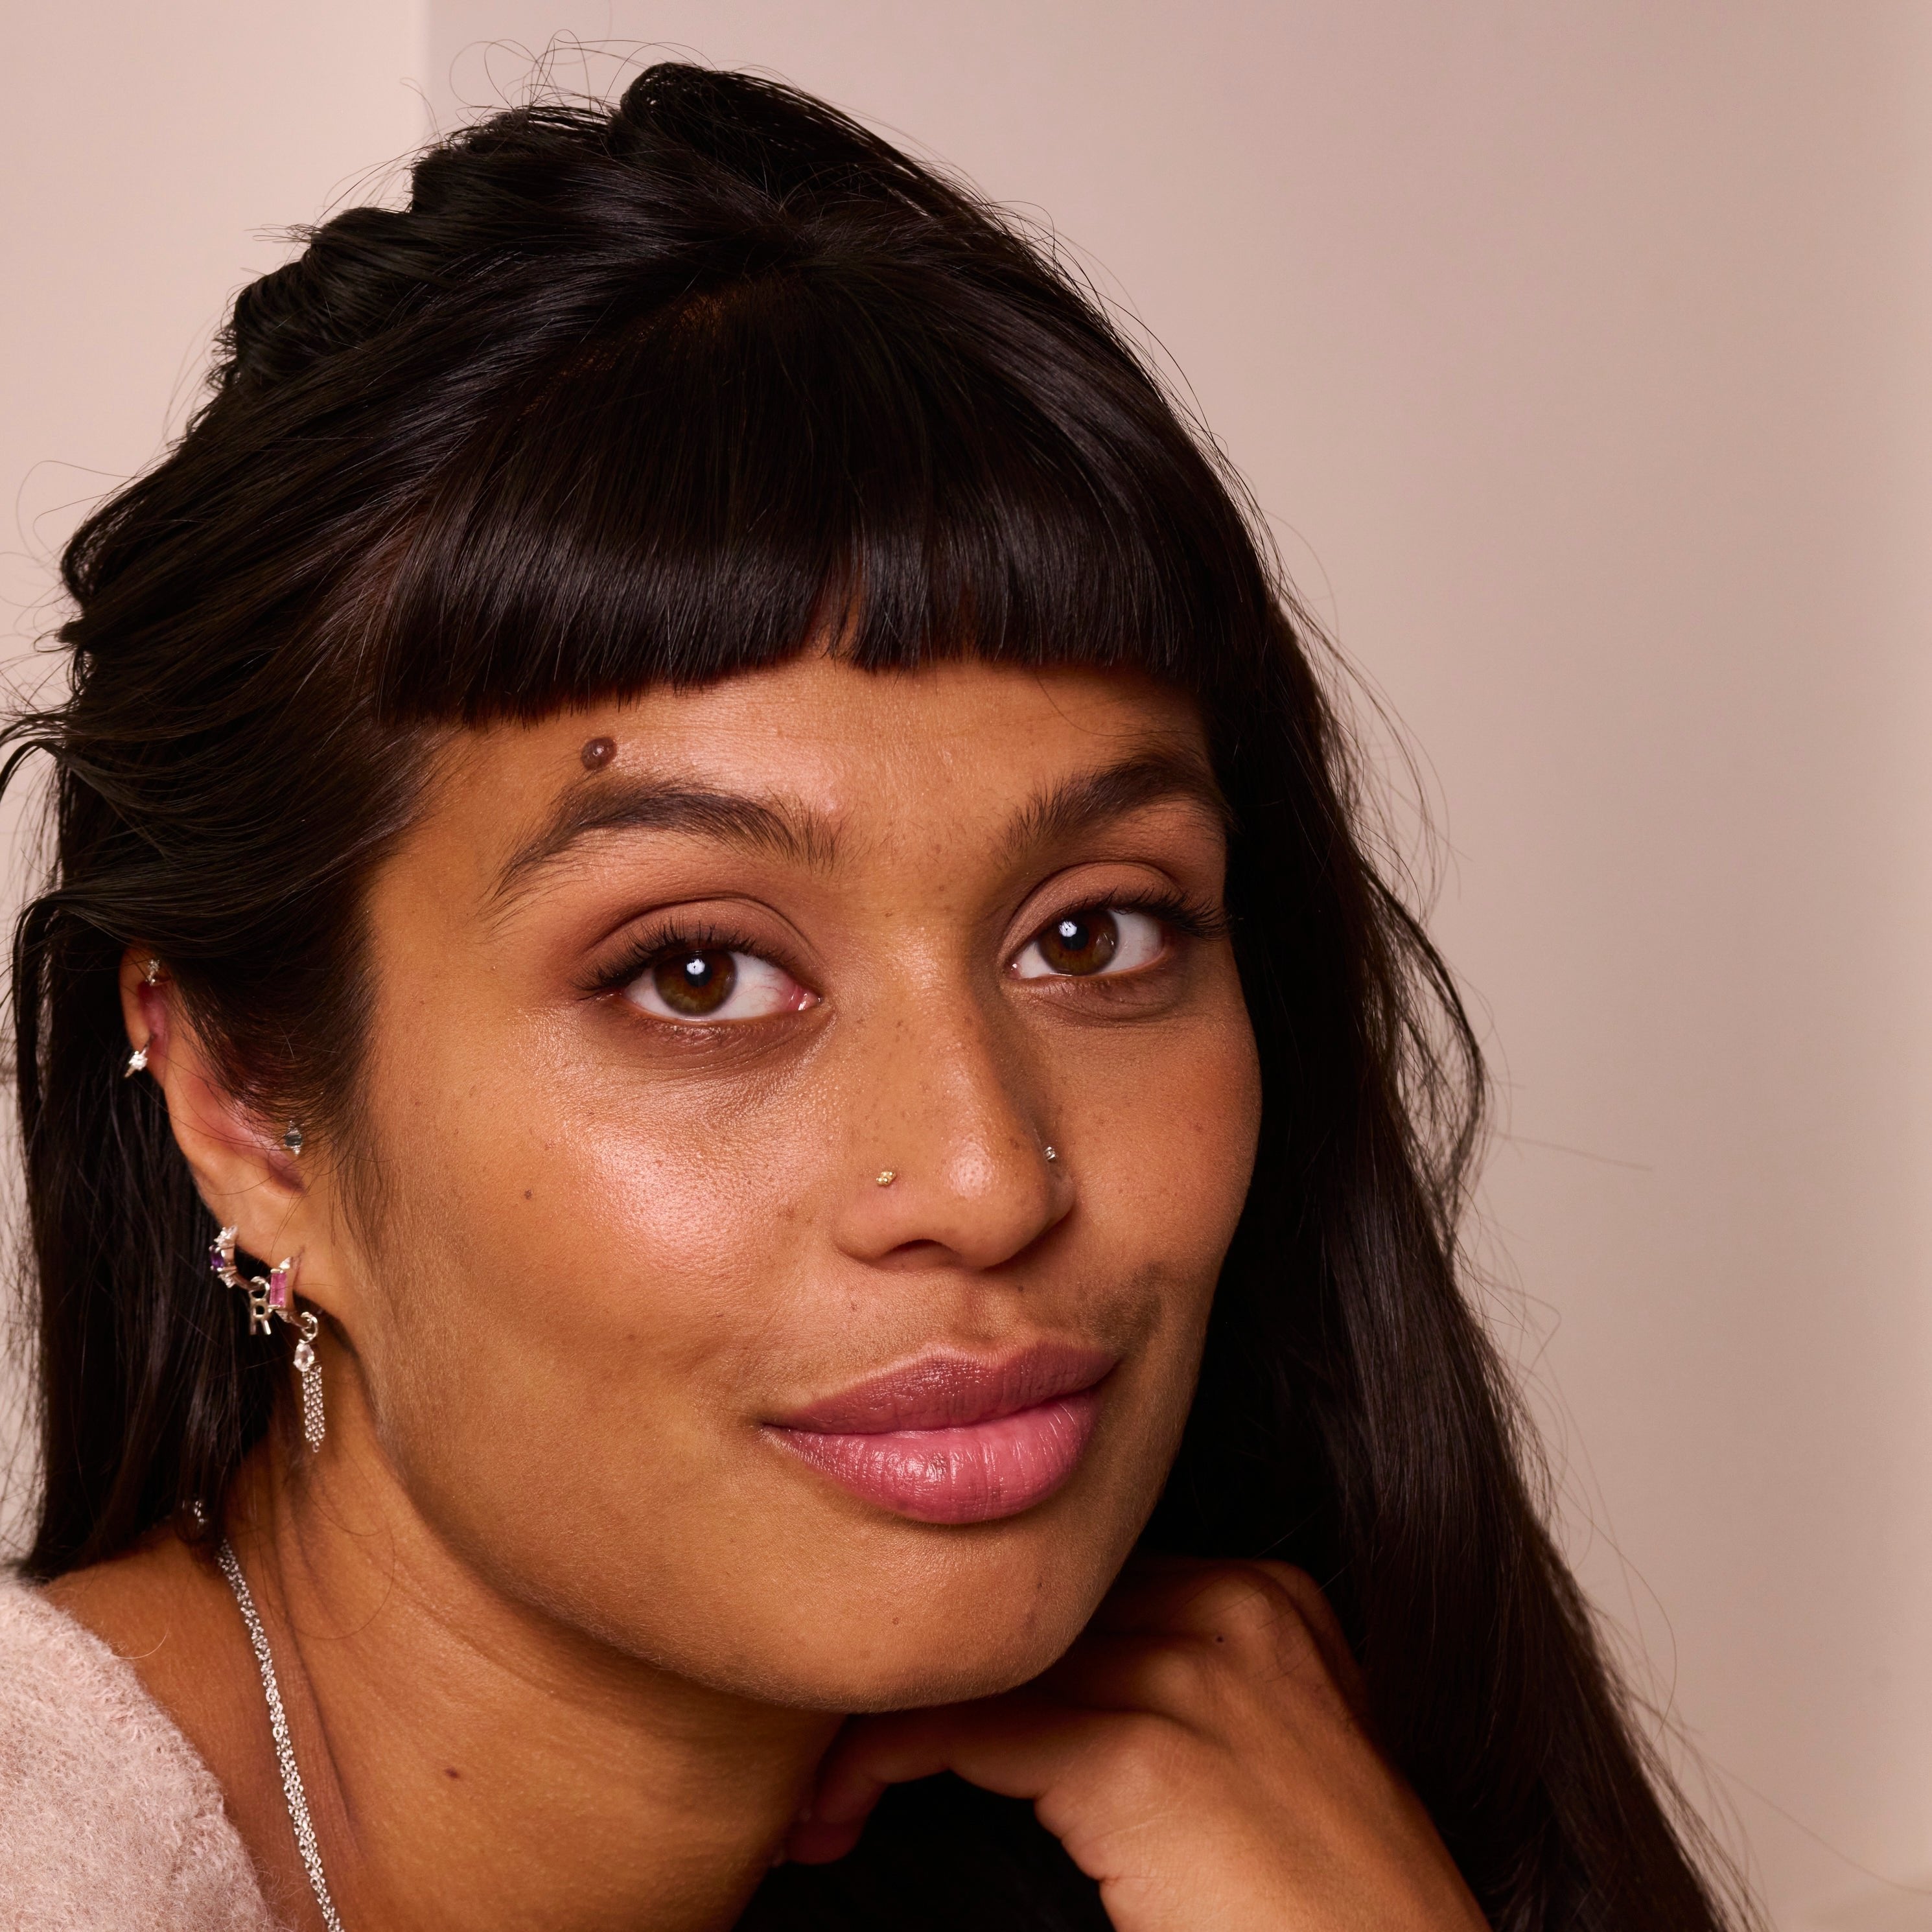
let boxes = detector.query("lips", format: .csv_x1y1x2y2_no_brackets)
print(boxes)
767,1343,1115,1524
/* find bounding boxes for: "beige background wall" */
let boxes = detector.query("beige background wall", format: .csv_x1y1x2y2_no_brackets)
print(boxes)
5,5,1927,1926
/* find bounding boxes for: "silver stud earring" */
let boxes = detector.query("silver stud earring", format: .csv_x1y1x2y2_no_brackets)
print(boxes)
1043,1145,1058,1163
142,956,161,985
209,1229,323,1451
283,1121,304,1156
123,1041,150,1077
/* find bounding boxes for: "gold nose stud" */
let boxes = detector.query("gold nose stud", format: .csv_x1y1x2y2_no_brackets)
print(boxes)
876,1169,897,1187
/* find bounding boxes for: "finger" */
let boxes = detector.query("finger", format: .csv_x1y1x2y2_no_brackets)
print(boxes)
1087,1552,1270,1635
1093,1555,1318,1647
1035,1625,1350,1754
786,1696,1108,1866
1258,1563,1371,1719
1036,1629,1232,1717
1086,1559,1372,1725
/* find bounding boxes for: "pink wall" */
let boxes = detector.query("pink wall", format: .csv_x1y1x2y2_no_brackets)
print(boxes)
5,5,1929,1924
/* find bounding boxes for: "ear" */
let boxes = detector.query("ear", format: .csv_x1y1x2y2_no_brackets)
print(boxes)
119,946,312,1283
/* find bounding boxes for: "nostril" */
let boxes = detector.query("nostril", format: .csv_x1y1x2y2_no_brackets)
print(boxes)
878,1238,955,1270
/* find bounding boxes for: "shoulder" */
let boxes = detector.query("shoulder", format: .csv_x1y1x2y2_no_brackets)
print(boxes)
0,1568,280,1931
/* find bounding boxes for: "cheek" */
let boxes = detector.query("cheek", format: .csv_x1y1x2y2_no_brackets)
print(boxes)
345,1017,863,1656
342,971,1263,1704
1067,990,1262,1306
368,1048,795,1447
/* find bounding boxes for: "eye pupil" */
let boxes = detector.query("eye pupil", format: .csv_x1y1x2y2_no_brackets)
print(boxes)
1038,909,1120,976
654,948,736,1015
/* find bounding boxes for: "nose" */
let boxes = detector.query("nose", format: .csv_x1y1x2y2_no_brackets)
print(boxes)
830,992,1067,1274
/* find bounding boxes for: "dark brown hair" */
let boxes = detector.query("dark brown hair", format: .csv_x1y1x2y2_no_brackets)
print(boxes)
5,64,1747,1931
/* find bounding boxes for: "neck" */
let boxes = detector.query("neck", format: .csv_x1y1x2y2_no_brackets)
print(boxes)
226,1393,837,1932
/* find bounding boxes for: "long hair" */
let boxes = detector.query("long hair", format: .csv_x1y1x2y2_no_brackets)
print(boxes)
4,65,1745,1931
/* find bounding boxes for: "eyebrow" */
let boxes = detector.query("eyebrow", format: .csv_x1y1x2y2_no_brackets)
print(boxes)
491,778,833,908
491,742,1229,908
1003,747,1233,861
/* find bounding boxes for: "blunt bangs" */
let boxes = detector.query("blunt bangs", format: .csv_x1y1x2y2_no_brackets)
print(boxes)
372,257,1275,725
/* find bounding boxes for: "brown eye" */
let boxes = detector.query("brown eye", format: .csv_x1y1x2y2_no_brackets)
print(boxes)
651,948,737,1016
1036,910,1120,976
620,944,819,1024
1013,906,1167,983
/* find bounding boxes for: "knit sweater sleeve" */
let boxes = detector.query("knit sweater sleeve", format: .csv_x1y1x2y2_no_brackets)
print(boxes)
0,1571,281,1931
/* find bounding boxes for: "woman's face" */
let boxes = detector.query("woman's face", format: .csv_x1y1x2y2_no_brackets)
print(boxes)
324,653,1261,1709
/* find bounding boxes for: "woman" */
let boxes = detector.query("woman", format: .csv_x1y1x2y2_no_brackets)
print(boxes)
0,64,1745,1932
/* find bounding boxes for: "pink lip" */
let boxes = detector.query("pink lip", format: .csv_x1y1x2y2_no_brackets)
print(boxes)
767,1344,1116,1524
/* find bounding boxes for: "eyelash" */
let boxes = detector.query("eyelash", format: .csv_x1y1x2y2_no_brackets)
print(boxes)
585,918,777,1000
585,890,1229,1005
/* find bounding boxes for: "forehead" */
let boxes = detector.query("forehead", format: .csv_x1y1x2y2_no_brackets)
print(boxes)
419,655,1209,861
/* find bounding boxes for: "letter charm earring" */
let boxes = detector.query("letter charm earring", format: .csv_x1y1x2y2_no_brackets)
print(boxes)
292,1310,325,1452
210,1229,323,1450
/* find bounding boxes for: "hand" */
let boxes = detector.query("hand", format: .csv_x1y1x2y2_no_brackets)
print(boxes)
787,1557,1489,1931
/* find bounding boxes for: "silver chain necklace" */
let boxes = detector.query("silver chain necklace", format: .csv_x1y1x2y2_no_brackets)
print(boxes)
216,1539,347,1932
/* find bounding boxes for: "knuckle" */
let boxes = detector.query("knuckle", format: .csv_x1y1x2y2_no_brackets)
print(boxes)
1093,1709,1198,1792
1132,1636,1225,1716
1174,1563,1358,1710
1248,1559,1320,1604
1184,1563,1295,1645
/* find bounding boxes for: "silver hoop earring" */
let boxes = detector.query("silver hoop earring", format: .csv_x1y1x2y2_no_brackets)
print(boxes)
210,1229,324,1451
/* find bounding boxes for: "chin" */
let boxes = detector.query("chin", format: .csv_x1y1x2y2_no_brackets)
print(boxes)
827,1616,1089,1715
711,1516,1128,1715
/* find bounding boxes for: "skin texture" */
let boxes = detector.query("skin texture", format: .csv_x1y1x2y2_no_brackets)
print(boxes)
49,655,1483,1931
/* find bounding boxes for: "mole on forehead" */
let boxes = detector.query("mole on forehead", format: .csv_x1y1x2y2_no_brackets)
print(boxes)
579,736,617,771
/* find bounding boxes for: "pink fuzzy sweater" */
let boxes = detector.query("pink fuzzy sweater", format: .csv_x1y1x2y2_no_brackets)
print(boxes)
0,1572,279,1929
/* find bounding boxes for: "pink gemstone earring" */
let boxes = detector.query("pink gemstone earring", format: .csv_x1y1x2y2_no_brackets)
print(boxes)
210,1229,324,1451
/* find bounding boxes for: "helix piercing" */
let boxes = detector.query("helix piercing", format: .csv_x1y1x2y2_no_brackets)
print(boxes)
142,957,161,985
124,1041,150,1077
1043,1145,1058,1163
876,1169,897,1187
